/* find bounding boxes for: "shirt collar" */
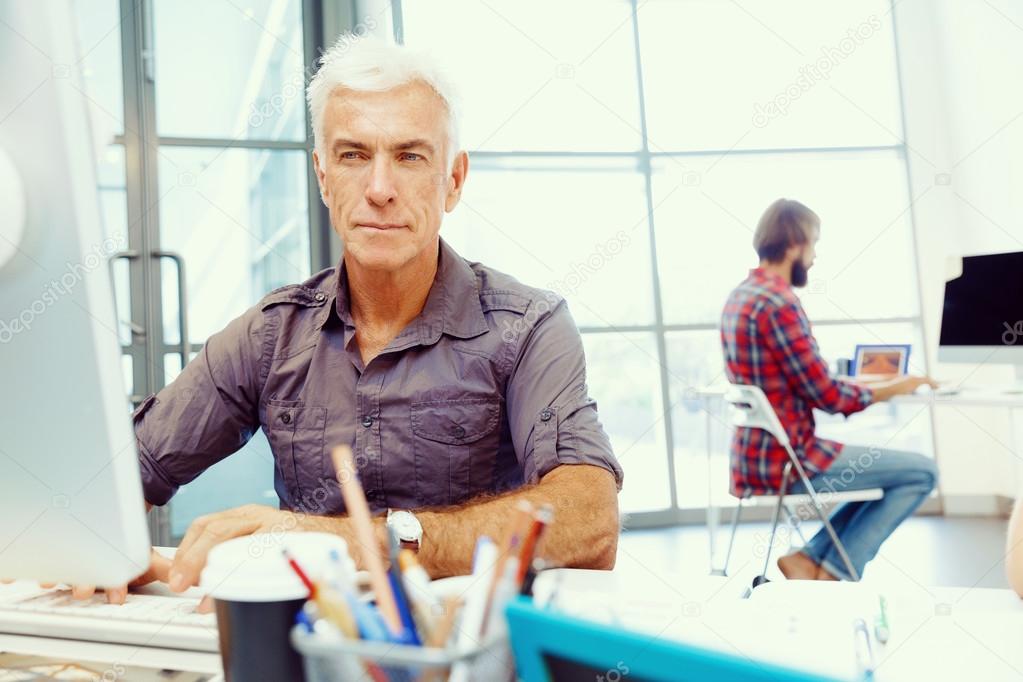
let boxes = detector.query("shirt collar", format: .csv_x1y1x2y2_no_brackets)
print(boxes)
749,266,790,289
322,237,489,345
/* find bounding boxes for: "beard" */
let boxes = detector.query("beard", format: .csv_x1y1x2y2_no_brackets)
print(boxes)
791,259,809,288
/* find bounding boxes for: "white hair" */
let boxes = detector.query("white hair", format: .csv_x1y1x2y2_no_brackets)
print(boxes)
306,34,462,169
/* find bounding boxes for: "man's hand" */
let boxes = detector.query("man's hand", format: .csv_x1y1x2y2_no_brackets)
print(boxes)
38,548,172,605
870,375,939,402
167,504,386,593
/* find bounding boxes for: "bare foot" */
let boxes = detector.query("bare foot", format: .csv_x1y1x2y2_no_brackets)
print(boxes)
777,551,819,580
816,565,840,581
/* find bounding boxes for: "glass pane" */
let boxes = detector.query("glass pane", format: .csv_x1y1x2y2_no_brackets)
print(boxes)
666,330,729,509
402,0,641,151
651,150,918,325
72,0,124,138
157,146,308,537
442,157,654,327
121,355,134,397
639,0,901,151
96,144,133,347
161,357,280,540
153,0,306,141
157,147,311,345
581,332,671,514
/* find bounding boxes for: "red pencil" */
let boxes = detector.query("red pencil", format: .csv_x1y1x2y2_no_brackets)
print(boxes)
282,548,317,599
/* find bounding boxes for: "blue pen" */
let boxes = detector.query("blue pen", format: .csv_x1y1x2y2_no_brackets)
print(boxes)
349,596,390,642
295,608,315,633
387,571,421,645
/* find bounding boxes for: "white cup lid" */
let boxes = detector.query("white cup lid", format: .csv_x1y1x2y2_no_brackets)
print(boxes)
200,532,353,602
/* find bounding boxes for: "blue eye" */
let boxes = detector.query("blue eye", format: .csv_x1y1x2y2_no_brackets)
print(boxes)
401,153,422,162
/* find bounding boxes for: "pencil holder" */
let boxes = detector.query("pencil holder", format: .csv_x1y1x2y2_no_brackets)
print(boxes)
291,626,513,682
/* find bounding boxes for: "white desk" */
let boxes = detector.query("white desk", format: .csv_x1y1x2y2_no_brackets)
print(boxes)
892,386,1023,409
541,565,1023,681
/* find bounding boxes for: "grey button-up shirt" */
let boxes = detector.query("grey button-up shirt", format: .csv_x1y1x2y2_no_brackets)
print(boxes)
133,238,623,514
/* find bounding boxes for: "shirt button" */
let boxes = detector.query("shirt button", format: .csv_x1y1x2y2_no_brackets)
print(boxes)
314,292,326,302
281,412,292,424
450,425,466,439
540,408,553,422
361,415,374,428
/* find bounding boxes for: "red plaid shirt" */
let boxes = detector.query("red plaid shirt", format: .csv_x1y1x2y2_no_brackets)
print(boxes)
720,268,873,497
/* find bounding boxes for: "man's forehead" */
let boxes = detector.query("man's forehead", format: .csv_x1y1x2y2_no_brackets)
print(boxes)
323,82,447,138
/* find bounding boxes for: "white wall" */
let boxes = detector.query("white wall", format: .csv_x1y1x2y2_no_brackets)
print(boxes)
895,0,1023,506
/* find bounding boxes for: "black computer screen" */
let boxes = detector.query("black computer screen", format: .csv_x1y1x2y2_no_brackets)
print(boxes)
939,251,1023,347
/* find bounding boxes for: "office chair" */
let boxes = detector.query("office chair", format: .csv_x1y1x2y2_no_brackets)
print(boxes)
717,384,879,588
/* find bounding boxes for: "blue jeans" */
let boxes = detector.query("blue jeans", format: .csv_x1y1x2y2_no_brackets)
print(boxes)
785,445,938,581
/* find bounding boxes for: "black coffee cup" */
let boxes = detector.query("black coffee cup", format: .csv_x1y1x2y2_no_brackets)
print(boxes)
201,532,352,681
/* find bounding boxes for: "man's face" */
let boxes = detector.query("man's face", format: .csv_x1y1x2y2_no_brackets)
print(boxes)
312,81,467,272
790,229,819,288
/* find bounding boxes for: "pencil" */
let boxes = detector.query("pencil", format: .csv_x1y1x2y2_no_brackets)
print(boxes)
331,445,403,637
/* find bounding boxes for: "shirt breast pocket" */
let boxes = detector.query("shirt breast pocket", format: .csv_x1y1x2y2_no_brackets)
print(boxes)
410,397,501,507
265,399,327,505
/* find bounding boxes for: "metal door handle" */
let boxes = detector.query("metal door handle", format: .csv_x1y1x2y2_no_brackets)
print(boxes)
151,250,190,368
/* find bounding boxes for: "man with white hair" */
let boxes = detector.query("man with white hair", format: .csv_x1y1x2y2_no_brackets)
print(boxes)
75,35,622,603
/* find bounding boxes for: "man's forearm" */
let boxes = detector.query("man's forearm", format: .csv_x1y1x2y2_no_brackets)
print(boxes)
1008,497,1023,598
414,464,620,578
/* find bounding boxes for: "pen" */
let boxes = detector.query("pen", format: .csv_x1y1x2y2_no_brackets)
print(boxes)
853,618,876,678
516,504,553,584
874,595,890,644
481,557,519,638
331,445,403,637
483,501,534,627
398,549,439,638
387,570,421,645
450,537,497,682
282,548,316,598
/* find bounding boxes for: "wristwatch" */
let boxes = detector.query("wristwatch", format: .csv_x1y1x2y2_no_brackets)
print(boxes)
386,509,423,552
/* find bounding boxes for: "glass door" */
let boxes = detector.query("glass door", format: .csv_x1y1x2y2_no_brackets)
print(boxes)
74,0,329,545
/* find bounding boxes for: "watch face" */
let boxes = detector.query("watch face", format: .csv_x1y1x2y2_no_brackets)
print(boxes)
389,511,421,540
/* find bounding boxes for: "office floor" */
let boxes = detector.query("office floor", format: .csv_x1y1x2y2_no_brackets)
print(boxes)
620,516,1011,590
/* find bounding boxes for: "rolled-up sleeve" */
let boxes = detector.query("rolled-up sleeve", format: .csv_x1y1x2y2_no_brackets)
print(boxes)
764,301,873,416
505,296,623,490
133,307,266,505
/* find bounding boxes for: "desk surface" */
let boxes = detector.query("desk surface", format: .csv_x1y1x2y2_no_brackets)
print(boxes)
537,562,1023,682
4,554,1021,681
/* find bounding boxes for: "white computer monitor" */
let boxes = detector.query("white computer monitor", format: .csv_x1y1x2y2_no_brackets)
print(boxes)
0,2,150,586
938,251,1023,376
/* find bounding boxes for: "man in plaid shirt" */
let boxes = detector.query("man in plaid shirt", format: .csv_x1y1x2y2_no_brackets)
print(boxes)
721,198,938,581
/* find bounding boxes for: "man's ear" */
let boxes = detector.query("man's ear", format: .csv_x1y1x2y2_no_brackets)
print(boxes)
785,242,804,264
312,150,328,206
444,151,469,213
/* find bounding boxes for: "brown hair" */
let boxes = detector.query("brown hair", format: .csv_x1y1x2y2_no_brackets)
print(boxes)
752,198,820,263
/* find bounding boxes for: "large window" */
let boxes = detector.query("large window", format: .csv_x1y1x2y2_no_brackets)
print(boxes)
400,0,933,521
72,0,322,542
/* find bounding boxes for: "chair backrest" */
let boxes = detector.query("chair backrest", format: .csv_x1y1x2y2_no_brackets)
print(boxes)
723,383,791,447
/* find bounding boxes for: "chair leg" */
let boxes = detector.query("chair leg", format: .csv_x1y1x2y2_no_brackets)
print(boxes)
758,463,792,583
782,445,860,581
714,496,746,577
782,502,808,546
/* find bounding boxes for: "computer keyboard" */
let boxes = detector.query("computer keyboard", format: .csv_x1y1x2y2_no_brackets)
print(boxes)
0,586,219,652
